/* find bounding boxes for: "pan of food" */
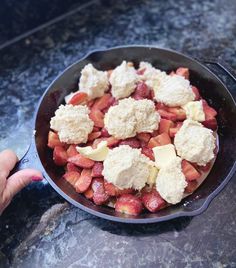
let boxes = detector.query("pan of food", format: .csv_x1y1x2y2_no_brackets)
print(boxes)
15,46,236,223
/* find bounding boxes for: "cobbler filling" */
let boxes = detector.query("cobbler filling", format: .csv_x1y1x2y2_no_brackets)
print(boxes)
47,61,218,216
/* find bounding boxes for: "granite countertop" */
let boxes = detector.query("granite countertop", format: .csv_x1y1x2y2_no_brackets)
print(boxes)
0,0,236,267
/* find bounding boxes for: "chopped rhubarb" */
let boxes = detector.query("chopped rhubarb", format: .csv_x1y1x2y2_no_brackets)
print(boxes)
197,162,211,172
141,147,155,160
156,102,168,110
119,138,141,148
93,137,120,148
202,118,217,130
104,181,134,197
87,99,95,108
75,169,92,193
115,194,143,216
137,68,145,75
137,132,151,143
191,86,201,100
185,181,198,194
167,107,186,121
141,188,166,212
92,93,113,111
66,162,81,172
63,171,80,186
176,67,189,80
202,100,217,120
157,109,177,121
147,133,171,148
159,119,174,134
88,131,101,142
91,178,109,205
132,82,150,99
68,92,88,105
67,145,78,158
91,162,104,177
53,146,68,166
101,128,110,137
89,109,105,128
181,160,201,181
68,153,95,168
169,122,183,138
48,131,64,148
84,186,94,199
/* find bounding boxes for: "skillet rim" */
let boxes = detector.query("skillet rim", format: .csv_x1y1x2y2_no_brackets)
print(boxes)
33,45,236,223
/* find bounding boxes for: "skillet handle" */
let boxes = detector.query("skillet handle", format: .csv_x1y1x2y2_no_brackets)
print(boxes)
9,141,43,176
198,58,236,82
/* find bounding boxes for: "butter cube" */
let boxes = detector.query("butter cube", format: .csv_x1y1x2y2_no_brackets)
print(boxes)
76,141,109,161
147,166,158,185
153,144,176,169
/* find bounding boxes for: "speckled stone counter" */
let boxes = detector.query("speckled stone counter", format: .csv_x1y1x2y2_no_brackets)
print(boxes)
0,0,236,267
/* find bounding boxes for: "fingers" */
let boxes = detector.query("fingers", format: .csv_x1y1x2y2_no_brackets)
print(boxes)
0,149,18,195
3,169,43,202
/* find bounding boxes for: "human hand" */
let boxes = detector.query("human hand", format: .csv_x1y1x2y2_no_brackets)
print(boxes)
0,149,43,215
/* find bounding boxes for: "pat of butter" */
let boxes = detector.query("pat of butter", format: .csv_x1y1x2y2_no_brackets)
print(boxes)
183,100,205,122
76,141,109,161
153,144,176,169
147,165,158,185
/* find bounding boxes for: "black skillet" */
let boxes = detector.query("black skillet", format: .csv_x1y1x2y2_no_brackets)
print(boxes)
15,46,236,223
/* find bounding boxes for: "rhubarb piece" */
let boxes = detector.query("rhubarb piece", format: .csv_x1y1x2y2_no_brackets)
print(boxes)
75,169,92,193
68,153,95,168
141,147,155,160
84,186,94,199
169,122,183,137
89,109,105,128
115,194,143,216
67,145,78,158
53,146,68,166
132,82,150,99
91,178,109,205
156,102,168,110
92,93,113,110
159,119,174,134
68,92,88,105
157,109,177,121
141,188,166,212
147,133,171,148
91,162,104,177
104,181,134,197
101,128,110,137
63,171,80,186
197,162,211,172
202,100,217,120
88,131,101,142
181,160,201,181
185,181,198,194
167,107,186,121
176,67,189,79
202,118,217,130
66,162,81,172
92,137,120,148
191,86,201,100
137,132,151,143
119,138,141,149
48,131,64,148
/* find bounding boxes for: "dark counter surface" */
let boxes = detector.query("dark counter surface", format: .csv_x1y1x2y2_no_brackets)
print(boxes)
0,0,236,267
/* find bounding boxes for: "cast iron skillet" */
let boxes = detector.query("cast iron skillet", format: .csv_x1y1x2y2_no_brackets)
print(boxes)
16,46,236,223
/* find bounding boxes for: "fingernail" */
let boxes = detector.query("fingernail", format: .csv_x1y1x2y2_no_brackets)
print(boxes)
31,176,43,182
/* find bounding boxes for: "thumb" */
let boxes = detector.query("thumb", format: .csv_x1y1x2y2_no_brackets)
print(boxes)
4,169,43,200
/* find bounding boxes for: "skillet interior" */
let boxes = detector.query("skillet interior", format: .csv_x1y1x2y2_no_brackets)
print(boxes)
34,46,236,223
